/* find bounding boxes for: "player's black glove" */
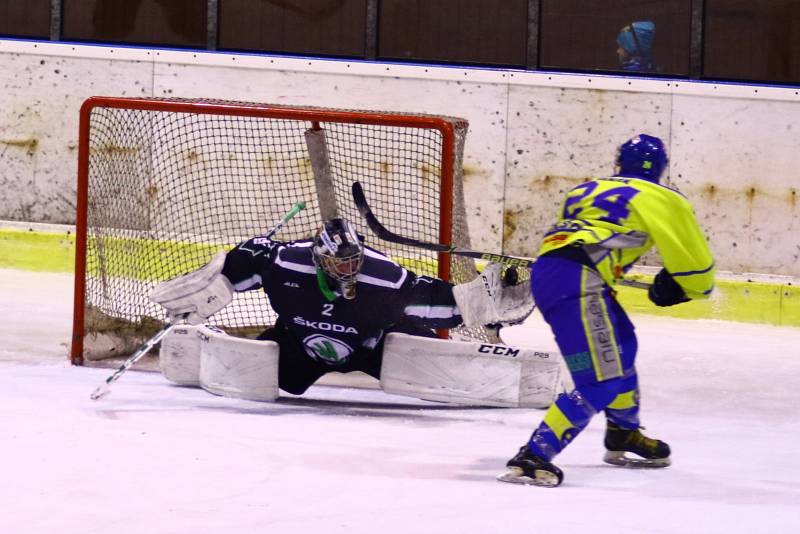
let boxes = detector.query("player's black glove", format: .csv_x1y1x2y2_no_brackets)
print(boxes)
648,268,690,307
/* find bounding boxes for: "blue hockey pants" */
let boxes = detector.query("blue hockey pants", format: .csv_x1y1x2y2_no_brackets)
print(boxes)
526,255,642,461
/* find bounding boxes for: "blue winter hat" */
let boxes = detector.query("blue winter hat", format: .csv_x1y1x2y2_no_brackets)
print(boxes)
617,21,656,55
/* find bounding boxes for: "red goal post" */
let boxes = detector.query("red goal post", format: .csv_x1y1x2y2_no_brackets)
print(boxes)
71,96,488,366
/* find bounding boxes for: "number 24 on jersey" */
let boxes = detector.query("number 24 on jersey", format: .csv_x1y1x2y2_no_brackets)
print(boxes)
562,182,640,226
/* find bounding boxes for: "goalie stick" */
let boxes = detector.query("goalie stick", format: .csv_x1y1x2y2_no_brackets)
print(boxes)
351,181,650,290
89,319,183,400
89,201,307,401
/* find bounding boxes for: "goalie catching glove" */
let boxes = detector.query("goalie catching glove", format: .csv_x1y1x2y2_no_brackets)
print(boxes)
452,263,535,328
150,251,233,325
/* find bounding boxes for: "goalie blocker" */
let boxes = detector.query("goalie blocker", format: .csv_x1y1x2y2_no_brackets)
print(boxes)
150,251,233,325
159,328,562,408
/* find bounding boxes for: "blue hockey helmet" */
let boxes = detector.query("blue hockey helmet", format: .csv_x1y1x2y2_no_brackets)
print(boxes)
617,21,656,56
616,134,668,183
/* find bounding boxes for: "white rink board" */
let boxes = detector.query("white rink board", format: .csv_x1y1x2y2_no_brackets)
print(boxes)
1,40,799,275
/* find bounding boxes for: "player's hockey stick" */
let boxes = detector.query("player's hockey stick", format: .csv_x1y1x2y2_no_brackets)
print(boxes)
89,319,183,400
351,181,650,290
89,201,307,401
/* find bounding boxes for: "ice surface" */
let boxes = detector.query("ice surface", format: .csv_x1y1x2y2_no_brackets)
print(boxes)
1,269,799,534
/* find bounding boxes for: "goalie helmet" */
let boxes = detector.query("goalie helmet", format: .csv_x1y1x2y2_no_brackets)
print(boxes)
616,134,668,183
312,218,364,300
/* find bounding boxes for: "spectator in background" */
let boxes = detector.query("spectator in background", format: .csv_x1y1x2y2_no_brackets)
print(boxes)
616,21,658,73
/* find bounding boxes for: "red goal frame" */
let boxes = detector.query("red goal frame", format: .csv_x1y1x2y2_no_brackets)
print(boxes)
71,97,466,365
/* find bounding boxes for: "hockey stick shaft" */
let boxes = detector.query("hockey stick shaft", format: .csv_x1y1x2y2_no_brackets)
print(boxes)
89,322,178,400
351,181,650,290
89,201,307,401
271,201,307,238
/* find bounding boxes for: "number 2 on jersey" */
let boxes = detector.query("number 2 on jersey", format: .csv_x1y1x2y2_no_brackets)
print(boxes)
563,183,640,225
321,303,334,316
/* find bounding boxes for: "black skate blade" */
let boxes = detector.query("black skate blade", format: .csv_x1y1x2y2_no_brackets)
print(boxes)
603,451,671,468
496,467,561,487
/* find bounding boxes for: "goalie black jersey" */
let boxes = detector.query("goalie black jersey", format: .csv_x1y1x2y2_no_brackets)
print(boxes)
221,236,462,365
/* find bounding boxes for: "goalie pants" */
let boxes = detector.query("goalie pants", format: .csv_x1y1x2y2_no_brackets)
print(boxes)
526,254,642,461
257,318,437,395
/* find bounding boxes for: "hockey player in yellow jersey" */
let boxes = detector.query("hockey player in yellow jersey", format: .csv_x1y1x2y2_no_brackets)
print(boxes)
498,134,715,487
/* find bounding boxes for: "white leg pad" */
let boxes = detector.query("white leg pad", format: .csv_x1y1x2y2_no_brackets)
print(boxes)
159,325,208,386
199,329,279,402
380,333,562,408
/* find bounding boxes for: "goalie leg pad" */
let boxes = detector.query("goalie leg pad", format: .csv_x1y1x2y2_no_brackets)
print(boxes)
199,328,280,402
380,333,562,408
159,325,209,386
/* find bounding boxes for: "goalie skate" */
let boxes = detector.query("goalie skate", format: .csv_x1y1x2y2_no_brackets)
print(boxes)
603,422,671,468
496,446,563,487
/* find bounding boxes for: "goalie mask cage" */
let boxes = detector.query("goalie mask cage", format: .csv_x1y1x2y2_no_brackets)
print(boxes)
71,96,489,366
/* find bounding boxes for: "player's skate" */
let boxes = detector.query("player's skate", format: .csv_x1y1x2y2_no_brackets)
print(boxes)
496,446,564,487
603,422,671,467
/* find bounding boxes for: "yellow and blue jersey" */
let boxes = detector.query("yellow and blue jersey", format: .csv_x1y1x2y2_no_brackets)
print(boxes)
538,176,714,299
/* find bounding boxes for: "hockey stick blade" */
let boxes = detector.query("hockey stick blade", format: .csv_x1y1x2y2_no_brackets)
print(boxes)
352,181,454,253
351,181,650,290
89,383,111,401
89,322,176,401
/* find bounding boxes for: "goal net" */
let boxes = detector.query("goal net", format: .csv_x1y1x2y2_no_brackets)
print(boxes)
72,97,494,366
